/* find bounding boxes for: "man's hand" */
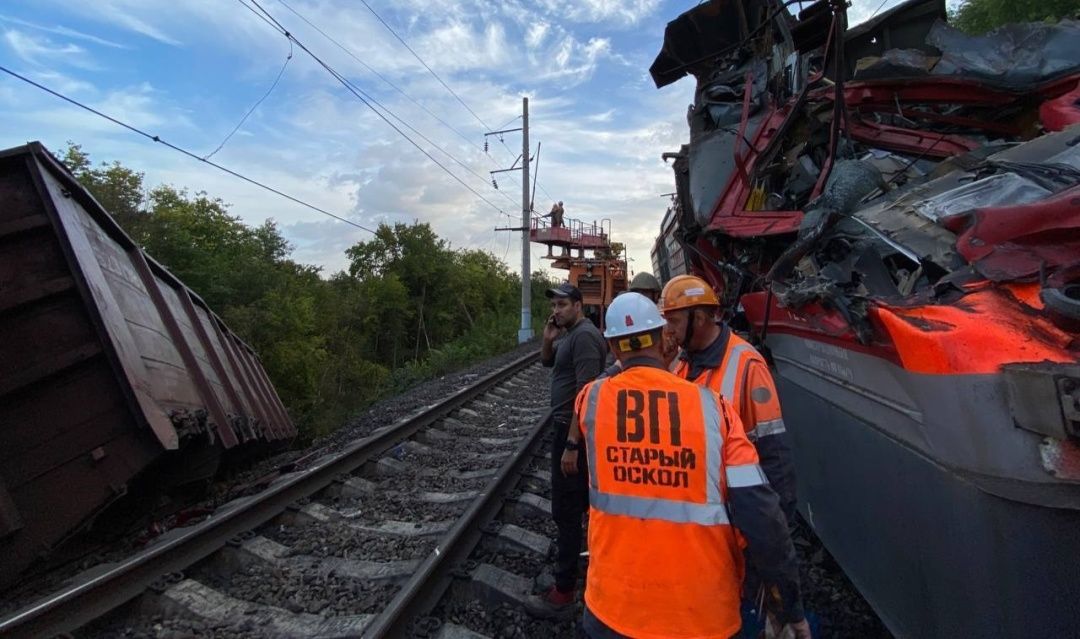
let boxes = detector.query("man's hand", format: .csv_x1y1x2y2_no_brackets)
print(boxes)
560,449,579,476
542,314,561,342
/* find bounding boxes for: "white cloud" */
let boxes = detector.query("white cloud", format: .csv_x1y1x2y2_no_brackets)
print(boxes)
28,69,96,95
3,29,95,68
89,2,181,46
98,82,192,130
537,35,612,84
525,21,549,48
585,109,615,122
534,0,662,26
0,14,128,48
416,20,513,72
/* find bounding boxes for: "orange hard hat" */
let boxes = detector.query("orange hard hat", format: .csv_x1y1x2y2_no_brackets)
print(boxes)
659,274,720,313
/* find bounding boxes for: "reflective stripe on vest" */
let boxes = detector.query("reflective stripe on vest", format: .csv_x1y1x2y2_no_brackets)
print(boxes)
687,342,754,402
582,380,729,526
725,463,768,488
720,343,755,401
752,417,786,438
686,341,788,439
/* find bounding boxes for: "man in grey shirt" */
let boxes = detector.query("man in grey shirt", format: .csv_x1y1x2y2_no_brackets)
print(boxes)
526,282,606,616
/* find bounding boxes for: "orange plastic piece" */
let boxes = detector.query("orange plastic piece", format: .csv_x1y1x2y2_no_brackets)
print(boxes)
871,285,1075,375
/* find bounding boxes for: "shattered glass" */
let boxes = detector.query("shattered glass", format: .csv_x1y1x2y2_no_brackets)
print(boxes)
914,172,1051,222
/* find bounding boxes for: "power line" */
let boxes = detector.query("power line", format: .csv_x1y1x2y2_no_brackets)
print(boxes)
867,0,892,21
206,39,293,160
353,0,554,202
493,114,521,131
243,0,511,215
272,0,520,216
274,0,481,158
362,91,516,207
264,0,549,218
242,0,509,215
358,0,492,130
236,0,283,30
252,8,519,234
0,64,378,234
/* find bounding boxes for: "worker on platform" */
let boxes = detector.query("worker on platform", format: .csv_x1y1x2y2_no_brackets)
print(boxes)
560,293,810,639
628,271,663,304
545,200,565,228
527,281,607,616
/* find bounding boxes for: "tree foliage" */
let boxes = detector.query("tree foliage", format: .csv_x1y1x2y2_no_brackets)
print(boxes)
63,143,557,440
949,0,1077,34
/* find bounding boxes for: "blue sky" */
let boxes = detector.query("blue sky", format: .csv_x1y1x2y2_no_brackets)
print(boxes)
0,0,913,277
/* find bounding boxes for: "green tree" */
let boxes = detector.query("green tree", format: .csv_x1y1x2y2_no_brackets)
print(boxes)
140,185,292,311
451,249,517,330
62,142,147,233
246,265,327,417
950,0,1077,34
346,222,454,358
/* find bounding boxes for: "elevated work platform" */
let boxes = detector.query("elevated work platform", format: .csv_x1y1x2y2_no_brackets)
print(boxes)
530,217,611,254
529,215,626,329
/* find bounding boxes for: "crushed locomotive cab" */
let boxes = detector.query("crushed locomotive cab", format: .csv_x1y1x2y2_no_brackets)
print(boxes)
650,0,1080,636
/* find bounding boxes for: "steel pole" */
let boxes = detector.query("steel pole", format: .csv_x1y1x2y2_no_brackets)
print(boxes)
518,97,533,343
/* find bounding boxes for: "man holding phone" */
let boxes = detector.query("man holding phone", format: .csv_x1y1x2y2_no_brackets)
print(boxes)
527,282,607,616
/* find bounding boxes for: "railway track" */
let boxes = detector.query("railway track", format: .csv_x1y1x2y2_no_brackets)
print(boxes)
0,351,562,639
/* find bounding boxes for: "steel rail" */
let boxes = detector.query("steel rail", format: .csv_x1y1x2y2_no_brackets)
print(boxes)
0,351,539,639
363,408,552,637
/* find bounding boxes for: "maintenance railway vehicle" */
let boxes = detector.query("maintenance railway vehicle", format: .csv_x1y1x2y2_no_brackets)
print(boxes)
531,216,628,328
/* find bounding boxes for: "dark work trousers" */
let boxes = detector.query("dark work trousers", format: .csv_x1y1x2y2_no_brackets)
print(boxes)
550,417,589,592
583,607,629,638
585,606,741,639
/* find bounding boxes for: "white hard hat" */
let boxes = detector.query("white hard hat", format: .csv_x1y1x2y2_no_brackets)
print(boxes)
604,292,666,339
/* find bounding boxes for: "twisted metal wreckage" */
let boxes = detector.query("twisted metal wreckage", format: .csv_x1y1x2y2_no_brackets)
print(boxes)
650,0,1080,636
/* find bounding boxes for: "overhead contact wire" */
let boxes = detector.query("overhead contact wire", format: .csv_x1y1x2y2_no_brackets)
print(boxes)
276,0,478,154
272,0,519,219
205,39,293,160
358,0,491,130
243,0,508,215
354,0,554,205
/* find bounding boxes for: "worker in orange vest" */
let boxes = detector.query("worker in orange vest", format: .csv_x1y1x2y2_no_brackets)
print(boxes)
660,275,800,634
659,275,797,523
561,293,809,639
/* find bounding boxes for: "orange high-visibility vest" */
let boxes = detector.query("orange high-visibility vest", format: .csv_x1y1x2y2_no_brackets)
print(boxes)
673,331,785,440
576,365,766,639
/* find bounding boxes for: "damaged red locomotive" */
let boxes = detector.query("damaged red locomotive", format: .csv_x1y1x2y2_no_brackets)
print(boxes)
651,0,1080,636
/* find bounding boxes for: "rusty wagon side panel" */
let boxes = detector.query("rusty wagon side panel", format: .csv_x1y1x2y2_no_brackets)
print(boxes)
0,142,295,587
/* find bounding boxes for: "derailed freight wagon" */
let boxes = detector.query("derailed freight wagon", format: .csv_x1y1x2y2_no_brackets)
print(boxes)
0,143,295,587
650,0,1080,636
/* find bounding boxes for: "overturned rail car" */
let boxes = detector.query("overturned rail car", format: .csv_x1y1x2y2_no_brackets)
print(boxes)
0,143,295,587
651,0,1079,636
